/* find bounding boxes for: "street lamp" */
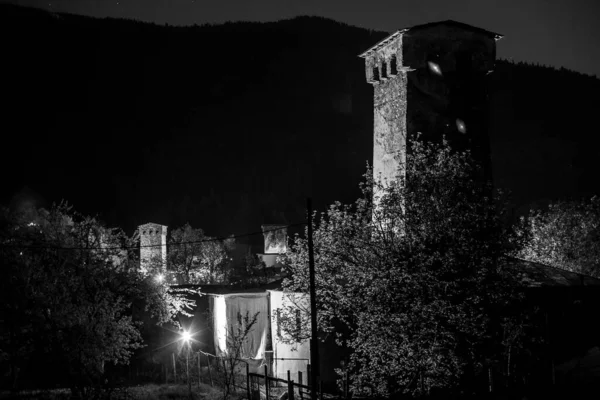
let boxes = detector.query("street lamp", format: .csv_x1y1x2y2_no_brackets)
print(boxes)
180,330,193,399
155,273,164,283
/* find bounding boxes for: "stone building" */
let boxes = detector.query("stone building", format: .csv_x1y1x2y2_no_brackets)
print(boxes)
138,222,167,274
257,224,287,268
359,20,502,189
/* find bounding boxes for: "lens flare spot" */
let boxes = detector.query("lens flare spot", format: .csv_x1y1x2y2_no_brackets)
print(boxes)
456,119,467,134
427,61,443,76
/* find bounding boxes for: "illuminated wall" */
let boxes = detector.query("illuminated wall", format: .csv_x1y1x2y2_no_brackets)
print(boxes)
138,222,167,274
261,224,287,255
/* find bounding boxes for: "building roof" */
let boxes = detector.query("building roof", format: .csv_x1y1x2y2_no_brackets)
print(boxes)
172,278,284,295
138,222,167,229
504,257,600,288
359,20,503,58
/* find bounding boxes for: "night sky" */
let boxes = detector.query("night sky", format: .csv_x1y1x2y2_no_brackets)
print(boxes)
6,0,600,77
3,0,600,242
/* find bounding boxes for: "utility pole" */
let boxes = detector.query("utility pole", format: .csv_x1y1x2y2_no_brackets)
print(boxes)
307,198,320,400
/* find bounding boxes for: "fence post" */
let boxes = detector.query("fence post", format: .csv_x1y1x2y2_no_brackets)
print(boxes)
318,379,323,400
207,354,213,387
307,365,311,388
298,371,303,400
344,367,348,399
264,364,269,400
172,353,177,383
288,370,294,400
246,363,251,400
198,352,201,387
222,358,228,389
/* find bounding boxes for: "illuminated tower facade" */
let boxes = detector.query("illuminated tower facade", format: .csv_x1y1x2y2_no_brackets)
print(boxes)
359,20,502,191
138,222,167,274
257,224,287,268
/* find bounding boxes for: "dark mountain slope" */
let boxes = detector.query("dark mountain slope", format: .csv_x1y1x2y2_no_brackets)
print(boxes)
2,4,599,246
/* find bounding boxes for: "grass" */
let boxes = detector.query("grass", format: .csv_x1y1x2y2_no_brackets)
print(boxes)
127,383,222,399
0,383,226,400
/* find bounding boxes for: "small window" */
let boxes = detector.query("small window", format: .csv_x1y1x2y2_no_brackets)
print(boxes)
372,65,380,82
295,309,302,337
381,60,388,79
277,309,281,338
390,55,398,75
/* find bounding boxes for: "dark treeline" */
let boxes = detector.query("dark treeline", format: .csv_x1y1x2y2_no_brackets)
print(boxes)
2,4,599,250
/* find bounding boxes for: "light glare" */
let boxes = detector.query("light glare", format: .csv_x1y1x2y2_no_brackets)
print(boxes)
456,119,467,134
427,61,442,76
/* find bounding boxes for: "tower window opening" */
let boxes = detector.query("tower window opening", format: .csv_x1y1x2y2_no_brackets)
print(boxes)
372,65,380,82
381,60,388,79
277,309,281,338
390,55,398,76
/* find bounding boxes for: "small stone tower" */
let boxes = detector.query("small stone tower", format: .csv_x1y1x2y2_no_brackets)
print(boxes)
257,224,287,268
359,20,502,189
138,222,167,274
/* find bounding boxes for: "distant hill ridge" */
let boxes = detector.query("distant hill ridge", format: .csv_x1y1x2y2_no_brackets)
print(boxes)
2,3,599,244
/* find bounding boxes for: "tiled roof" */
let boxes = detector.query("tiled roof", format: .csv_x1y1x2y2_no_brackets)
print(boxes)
503,257,600,288
359,20,503,58
397,20,502,40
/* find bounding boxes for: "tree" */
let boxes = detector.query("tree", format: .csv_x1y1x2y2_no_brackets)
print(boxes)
0,203,195,396
280,138,524,398
517,197,600,277
228,248,277,287
168,223,235,284
220,311,259,400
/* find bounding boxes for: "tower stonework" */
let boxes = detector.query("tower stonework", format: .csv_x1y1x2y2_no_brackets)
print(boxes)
360,21,502,189
257,224,287,268
138,222,167,274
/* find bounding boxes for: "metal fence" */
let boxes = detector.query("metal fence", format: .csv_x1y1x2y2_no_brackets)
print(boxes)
248,364,323,400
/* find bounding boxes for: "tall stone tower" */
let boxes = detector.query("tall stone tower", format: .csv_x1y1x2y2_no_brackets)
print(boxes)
359,20,502,189
138,222,167,274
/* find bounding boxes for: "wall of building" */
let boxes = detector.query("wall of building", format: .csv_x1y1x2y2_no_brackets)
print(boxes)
139,223,167,274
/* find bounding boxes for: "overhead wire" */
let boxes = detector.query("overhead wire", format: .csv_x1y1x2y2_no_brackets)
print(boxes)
0,222,307,251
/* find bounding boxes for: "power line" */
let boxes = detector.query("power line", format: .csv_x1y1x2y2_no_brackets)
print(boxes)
0,222,307,252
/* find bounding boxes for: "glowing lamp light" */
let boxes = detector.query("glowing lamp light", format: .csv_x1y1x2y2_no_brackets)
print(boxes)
155,274,164,283
181,330,192,343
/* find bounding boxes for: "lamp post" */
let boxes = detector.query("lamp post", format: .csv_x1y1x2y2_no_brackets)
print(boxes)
181,330,192,399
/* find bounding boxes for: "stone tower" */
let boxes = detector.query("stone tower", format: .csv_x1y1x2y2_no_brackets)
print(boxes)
359,20,502,189
257,224,287,268
138,222,167,274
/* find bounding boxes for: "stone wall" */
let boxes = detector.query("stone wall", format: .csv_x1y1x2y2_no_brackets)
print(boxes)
362,23,498,187
139,222,167,273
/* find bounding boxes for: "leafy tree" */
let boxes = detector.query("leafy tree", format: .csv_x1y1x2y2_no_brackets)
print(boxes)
280,138,524,398
229,248,278,287
220,311,260,400
168,223,235,284
517,197,600,277
0,203,195,396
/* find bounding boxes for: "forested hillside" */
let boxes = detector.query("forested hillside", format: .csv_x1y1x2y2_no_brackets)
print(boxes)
2,4,599,247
